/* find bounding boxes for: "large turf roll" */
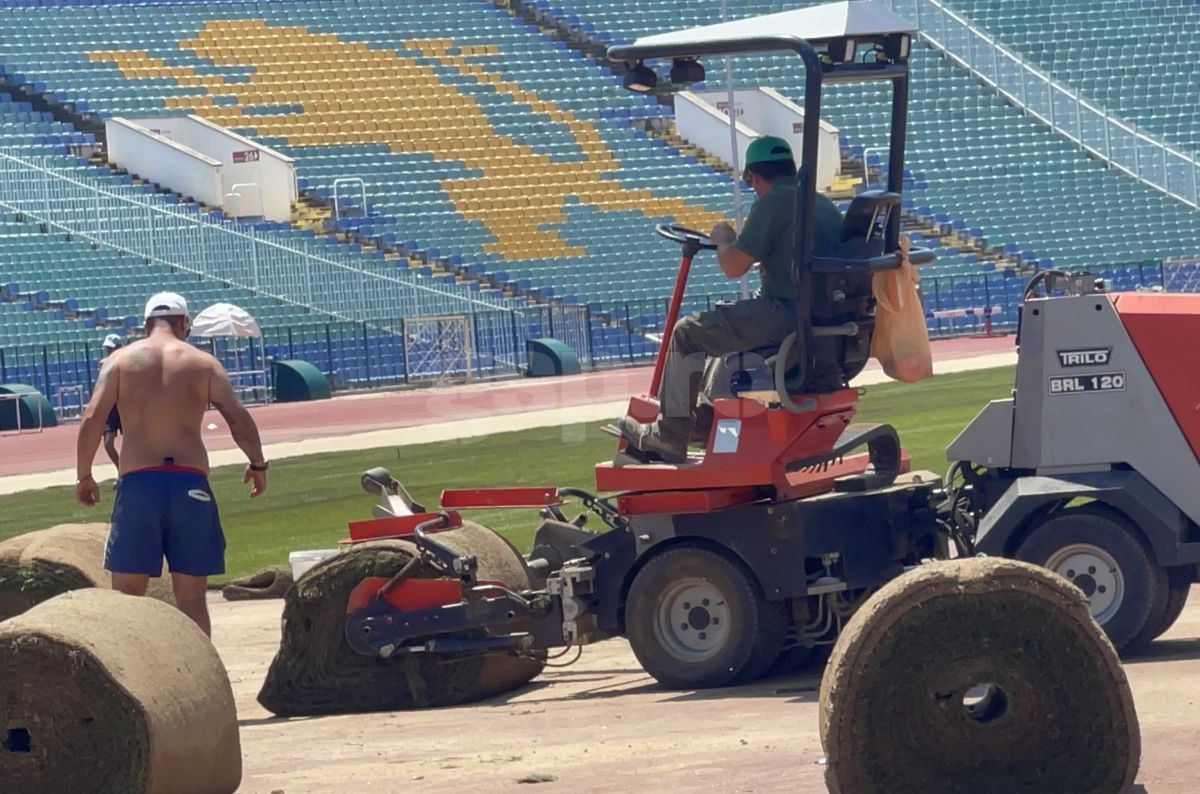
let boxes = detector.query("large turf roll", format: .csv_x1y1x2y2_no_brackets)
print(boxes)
0,588,241,794
221,564,294,601
258,521,545,716
819,557,1140,794
0,524,174,622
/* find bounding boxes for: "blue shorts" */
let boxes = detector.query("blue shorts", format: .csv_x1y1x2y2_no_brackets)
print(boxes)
105,467,226,577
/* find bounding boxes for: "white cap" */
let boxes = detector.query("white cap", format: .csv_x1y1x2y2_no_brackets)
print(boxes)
101,333,124,349
144,292,189,320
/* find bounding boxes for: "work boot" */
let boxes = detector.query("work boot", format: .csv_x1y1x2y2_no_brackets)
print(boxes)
617,415,689,464
690,403,714,446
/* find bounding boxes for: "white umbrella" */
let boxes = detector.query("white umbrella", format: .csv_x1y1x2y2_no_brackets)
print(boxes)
191,302,262,338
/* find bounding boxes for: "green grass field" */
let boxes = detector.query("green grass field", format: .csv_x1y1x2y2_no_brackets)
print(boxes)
0,366,1014,581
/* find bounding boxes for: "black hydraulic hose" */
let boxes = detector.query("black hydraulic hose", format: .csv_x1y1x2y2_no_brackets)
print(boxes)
941,461,979,557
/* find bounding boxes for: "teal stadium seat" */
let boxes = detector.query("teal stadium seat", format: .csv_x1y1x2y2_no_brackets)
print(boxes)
0,0,1193,389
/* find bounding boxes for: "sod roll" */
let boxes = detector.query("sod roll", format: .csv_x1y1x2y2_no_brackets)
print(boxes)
258,521,545,716
221,564,294,601
0,524,174,622
819,557,1140,794
0,588,241,794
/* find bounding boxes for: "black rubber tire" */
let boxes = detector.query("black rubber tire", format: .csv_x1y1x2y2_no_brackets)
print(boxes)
1148,567,1193,641
1016,507,1167,655
625,546,787,689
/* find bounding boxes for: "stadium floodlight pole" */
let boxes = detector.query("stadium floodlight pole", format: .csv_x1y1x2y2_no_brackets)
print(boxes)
721,0,749,299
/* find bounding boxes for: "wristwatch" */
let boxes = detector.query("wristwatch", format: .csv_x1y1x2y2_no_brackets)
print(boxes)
249,461,269,472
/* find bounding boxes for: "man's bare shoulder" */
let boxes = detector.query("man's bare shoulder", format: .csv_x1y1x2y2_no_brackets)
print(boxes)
181,344,226,383
191,344,223,370
100,343,137,371
156,337,219,368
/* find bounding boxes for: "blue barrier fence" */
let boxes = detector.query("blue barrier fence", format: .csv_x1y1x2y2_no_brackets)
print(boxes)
0,261,1181,415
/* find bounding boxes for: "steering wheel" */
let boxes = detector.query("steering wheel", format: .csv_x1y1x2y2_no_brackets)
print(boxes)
655,224,718,250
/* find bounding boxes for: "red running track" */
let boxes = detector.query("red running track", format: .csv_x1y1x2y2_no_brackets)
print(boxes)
0,335,1013,477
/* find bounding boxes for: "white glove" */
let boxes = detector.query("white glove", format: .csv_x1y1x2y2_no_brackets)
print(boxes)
709,221,736,248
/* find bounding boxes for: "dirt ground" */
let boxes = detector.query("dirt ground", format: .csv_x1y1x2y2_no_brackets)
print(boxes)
213,586,1200,793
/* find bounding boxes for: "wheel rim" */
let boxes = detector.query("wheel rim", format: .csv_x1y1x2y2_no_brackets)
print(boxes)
653,577,731,663
1044,544,1125,625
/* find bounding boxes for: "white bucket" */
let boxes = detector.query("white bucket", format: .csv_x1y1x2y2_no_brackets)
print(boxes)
289,549,339,580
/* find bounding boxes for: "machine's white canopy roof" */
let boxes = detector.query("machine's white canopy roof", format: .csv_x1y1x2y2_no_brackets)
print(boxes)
626,1,915,53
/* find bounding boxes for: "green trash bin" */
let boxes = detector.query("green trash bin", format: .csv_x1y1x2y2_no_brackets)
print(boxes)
525,338,581,377
0,384,57,430
272,360,332,403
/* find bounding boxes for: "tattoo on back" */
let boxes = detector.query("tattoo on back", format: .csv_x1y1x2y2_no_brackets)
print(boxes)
126,348,152,370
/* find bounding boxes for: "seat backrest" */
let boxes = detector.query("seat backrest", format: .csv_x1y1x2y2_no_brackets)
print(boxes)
837,189,900,261
793,191,905,394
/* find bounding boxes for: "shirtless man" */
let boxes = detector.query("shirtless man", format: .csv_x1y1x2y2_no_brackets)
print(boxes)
75,292,268,636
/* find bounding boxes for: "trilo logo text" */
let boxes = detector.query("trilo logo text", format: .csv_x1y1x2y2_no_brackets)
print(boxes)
1056,348,1111,367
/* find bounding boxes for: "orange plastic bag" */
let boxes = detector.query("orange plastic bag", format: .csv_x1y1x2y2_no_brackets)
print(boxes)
870,245,933,383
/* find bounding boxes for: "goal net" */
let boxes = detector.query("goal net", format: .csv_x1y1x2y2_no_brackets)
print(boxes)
403,314,473,384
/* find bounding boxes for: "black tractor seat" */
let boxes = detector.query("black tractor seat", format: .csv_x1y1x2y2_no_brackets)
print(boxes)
710,190,913,410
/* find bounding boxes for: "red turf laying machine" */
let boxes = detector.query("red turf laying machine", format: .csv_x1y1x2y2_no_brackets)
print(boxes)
315,2,1200,701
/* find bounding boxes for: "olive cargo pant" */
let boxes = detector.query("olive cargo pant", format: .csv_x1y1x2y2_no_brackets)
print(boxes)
657,295,796,441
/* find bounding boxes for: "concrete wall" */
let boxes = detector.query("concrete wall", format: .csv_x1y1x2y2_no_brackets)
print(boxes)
677,89,840,190
107,116,297,221
105,118,224,210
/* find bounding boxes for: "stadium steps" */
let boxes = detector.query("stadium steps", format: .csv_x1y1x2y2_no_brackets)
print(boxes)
291,194,333,234
640,118,736,179
0,275,115,328
0,71,105,140
501,0,617,67
321,211,536,300
842,147,1021,273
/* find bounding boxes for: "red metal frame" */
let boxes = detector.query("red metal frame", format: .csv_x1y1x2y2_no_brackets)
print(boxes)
346,576,508,613
616,486,767,516
440,487,562,509
612,452,911,515
344,510,463,544
648,252,694,398
596,390,860,494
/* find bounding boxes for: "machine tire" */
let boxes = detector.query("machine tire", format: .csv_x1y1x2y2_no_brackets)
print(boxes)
1016,507,1167,654
1148,566,1192,641
625,546,786,689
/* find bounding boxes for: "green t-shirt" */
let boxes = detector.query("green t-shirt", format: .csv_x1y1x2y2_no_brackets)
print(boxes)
734,181,844,301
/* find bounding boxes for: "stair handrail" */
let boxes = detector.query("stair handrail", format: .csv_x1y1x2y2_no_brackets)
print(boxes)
884,0,1200,211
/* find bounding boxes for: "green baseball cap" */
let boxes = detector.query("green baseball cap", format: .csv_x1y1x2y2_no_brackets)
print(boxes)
744,135,794,166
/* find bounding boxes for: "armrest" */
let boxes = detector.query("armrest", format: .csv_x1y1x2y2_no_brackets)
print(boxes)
810,246,935,274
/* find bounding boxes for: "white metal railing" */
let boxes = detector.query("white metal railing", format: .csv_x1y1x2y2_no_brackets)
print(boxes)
886,0,1200,210
0,149,520,324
